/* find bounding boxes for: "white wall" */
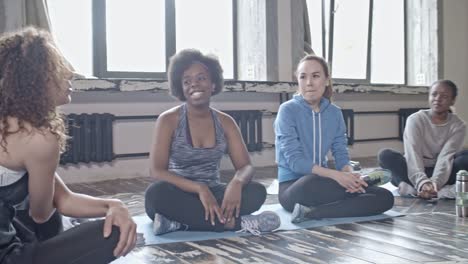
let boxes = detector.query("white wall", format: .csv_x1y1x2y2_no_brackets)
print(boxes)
58,89,427,183
442,0,468,147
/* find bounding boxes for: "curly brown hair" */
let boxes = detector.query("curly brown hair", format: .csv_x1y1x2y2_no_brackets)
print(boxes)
0,27,68,152
168,49,224,101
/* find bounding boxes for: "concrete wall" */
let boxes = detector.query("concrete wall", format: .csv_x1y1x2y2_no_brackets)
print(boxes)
442,0,468,147
58,84,427,183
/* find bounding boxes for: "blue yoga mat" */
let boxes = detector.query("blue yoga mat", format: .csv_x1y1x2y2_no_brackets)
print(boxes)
134,203,403,245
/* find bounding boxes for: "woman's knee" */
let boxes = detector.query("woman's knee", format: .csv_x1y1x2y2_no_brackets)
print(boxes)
106,225,121,247
278,194,295,212
144,181,177,219
90,222,120,262
372,187,395,212
454,151,468,170
279,176,336,211
378,149,402,165
79,219,120,247
242,181,267,211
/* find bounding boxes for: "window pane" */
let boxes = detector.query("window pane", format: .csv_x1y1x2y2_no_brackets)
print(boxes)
306,0,323,57
48,0,93,77
324,0,331,60
175,0,234,79
106,0,165,72
371,0,405,84
331,0,370,79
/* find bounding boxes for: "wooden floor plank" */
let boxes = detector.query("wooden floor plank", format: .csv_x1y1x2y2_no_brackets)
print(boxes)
112,245,191,264
384,214,468,236
188,240,283,264
69,166,468,264
417,212,468,227
363,218,468,255
337,221,468,261
278,228,431,263
218,234,372,264
301,225,444,263
155,242,232,263
312,224,451,262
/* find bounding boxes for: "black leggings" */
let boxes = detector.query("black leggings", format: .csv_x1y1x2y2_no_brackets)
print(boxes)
278,174,394,218
145,181,266,232
378,149,468,187
4,210,120,264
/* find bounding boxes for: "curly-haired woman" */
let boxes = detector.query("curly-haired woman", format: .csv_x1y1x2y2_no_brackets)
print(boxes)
144,49,280,235
0,27,136,264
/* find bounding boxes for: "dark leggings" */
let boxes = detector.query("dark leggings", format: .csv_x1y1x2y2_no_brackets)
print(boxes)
278,174,394,218
145,181,266,232
4,210,120,264
378,149,468,187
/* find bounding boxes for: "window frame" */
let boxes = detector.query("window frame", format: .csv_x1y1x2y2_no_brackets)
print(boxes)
92,0,238,79
320,0,407,85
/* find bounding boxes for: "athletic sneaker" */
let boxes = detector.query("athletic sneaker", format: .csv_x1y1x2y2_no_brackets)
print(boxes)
291,203,317,224
153,213,182,235
238,211,281,235
349,160,361,171
361,169,392,186
398,181,417,197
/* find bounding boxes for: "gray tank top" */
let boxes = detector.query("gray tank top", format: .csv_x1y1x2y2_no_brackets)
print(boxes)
168,104,227,187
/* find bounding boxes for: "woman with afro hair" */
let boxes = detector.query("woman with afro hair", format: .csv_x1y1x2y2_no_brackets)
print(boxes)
145,49,280,236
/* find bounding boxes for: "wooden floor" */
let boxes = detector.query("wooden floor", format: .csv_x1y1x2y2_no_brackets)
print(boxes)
68,164,468,264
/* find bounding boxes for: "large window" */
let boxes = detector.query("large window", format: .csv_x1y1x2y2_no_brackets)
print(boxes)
48,0,236,79
105,0,166,73
307,0,417,85
331,0,371,80
48,0,93,77
371,0,405,84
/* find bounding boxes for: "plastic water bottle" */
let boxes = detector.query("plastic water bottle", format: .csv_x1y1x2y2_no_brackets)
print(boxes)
456,170,468,217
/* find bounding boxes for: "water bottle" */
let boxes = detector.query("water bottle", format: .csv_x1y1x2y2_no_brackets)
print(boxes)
456,170,468,217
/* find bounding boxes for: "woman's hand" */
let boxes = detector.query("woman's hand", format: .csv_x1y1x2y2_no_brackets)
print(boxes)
198,185,224,226
418,182,437,199
334,171,368,193
103,201,137,257
221,180,243,223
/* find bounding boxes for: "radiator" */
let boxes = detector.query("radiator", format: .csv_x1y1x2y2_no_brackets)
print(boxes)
61,110,264,164
225,110,263,152
60,113,114,165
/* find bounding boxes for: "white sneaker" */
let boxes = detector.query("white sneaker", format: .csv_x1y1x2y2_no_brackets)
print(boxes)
398,182,417,197
438,184,456,199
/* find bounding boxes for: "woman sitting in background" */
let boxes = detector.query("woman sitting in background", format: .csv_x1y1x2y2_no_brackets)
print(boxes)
275,54,394,223
378,80,468,199
144,49,280,235
0,27,136,264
